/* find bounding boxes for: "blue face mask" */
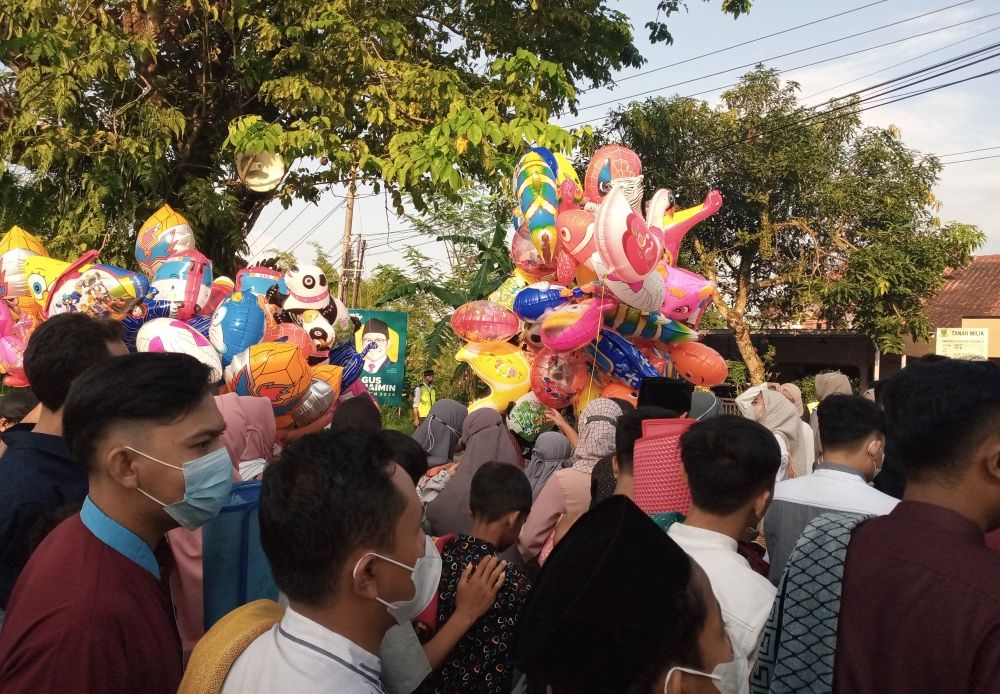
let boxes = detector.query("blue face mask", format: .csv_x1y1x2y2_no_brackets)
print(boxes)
128,446,234,530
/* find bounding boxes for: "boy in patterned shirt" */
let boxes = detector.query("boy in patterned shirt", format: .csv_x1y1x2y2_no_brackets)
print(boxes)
415,462,532,693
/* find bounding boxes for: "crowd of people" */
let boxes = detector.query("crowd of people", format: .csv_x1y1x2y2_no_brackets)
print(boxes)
0,311,998,693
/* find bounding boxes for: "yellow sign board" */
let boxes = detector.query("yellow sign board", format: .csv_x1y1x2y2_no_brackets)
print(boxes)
936,328,989,360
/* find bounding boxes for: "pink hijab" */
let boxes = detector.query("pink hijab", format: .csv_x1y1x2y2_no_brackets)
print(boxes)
214,393,276,470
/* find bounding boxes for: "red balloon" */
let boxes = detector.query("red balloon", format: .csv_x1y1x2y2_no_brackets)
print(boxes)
556,208,597,266
584,145,642,205
601,381,639,409
511,224,556,280
530,347,589,408
272,323,317,359
668,341,727,387
451,300,520,343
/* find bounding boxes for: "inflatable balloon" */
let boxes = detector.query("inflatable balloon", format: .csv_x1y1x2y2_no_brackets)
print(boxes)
556,208,597,267
553,152,584,209
121,298,177,351
292,379,335,428
136,318,223,383
210,291,267,366
151,250,212,321
529,347,589,408
603,303,697,346
0,335,27,387
48,264,148,319
455,341,531,412
668,341,727,387
451,300,520,343
25,250,98,315
0,226,48,301
488,272,528,310
511,224,556,281
661,266,716,328
236,266,287,297
187,314,213,338
282,264,330,311
328,341,371,389
225,342,313,427
513,282,569,322
519,321,544,353
135,204,196,279
595,187,662,285
661,190,723,266
507,391,549,443
604,267,665,313
586,329,660,389
272,322,317,359
514,151,559,265
0,300,14,338
310,363,345,397
321,297,355,348
573,376,604,417
645,189,677,228
602,381,639,409
584,145,643,210
202,276,235,316
634,338,670,376
299,309,335,353
555,248,577,286
540,298,616,353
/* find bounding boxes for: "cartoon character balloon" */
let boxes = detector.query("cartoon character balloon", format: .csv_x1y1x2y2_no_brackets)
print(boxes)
150,250,212,321
507,391,549,443
48,264,148,319
584,145,643,210
668,341,727,387
136,318,223,382
661,266,717,328
236,266,287,297
225,342,313,428
201,276,235,316
530,348,590,408
135,204,196,279
586,329,660,389
595,187,662,285
0,226,48,304
210,291,267,366
556,208,597,268
451,301,520,343
455,340,531,412
281,264,330,312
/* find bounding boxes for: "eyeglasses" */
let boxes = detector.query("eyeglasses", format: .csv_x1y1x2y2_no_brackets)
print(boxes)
364,337,387,346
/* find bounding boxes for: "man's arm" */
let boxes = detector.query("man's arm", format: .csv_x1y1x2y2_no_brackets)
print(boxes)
412,387,422,427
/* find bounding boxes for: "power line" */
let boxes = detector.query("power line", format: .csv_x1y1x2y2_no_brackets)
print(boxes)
283,199,347,256
610,0,890,85
940,153,1000,164
571,0,980,117
936,145,1000,157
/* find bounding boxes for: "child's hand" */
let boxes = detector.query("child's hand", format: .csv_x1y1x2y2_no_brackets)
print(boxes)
454,556,506,624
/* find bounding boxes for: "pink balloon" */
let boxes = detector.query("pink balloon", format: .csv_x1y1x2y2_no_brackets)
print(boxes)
272,323,317,359
595,187,662,284
540,297,615,353
530,347,590,408
661,267,716,328
451,301,520,343
0,335,27,387
0,301,14,338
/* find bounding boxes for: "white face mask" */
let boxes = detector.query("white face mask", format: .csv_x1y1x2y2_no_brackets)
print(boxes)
664,650,749,694
353,535,442,624
868,441,885,477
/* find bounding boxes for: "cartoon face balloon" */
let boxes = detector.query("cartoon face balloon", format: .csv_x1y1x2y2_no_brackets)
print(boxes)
48,264,148,319
225,342,313,424
584,145,643,209
210,291,267,366
150,250,213,321
530,347,590,408
668,341,727,387
135,204,196,279
136,318,223,382
661,266,717,328
0,226,48,300
236,266,287,297
283,264,330,311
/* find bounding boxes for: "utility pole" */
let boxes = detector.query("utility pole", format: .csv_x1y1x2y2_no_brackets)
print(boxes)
338,171,357,303
351,236,367,307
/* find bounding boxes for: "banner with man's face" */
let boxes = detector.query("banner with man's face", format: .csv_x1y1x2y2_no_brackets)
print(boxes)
351,309,408,405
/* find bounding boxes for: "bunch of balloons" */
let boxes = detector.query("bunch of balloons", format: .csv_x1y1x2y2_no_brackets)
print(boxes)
0,203,369,432
451,144,728,415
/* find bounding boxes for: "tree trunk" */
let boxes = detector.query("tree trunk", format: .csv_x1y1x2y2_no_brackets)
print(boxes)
727,310,767,385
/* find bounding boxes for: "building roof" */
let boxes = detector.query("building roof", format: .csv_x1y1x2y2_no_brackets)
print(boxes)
926,254,1000,329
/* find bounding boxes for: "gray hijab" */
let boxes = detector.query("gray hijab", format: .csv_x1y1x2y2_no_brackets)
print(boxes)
412,399,467,468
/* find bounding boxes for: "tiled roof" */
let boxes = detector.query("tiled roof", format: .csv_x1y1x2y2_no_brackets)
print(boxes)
926,254,1000,329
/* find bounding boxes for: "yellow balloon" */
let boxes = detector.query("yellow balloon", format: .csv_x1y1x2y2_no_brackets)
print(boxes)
488,273,528,310
573,375,604,418
311,363,344,401
553,152,584,205
456,341,531,412
23,256,71,308
0,226,48,257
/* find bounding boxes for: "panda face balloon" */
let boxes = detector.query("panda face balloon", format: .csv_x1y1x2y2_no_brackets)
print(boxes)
210,291,267,366
150,250,213,321
283,264,330,311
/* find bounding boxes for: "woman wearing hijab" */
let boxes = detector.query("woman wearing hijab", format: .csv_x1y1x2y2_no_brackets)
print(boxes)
736,386,809,480
524,431,573,502
779,382,816,473
424,408,520,536
518,398,623,568
810,372,852,459
412,399,468,468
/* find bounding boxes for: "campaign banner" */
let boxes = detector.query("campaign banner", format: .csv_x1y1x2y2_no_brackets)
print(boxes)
351,309,408,405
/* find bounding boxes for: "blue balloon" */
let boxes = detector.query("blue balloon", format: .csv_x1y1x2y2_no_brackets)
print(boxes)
121,297,176,352
209,292,267,366
187,314,212,338
513,283,568,322
585,329,659,388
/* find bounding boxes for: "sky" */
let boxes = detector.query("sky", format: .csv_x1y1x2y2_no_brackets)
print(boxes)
245,0,1000,276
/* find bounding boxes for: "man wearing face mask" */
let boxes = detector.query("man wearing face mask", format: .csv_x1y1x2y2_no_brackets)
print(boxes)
763,395,896,585
0,353,229,693
222,428,438,693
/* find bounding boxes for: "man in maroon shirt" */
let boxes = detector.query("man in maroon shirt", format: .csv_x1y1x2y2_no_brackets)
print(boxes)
0,353,230,693
835,358,1000,692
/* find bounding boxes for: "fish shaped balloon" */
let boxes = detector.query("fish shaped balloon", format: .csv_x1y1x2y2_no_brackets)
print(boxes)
603,303,698,347
654,190,723,266
661,266,717,328
556,208,597,268
455,340,531,412
668,341,727,387
595,187,662,286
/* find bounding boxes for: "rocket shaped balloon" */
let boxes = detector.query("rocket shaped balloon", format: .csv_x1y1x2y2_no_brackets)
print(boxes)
514,151,559,266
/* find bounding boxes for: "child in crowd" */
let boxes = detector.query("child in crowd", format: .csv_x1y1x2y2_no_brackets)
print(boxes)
0,390,39,432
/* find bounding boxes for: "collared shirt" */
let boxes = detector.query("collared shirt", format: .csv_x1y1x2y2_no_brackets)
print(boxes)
0,429,87,607
764,463,898,584
81,496,160,578
835,501,1000,693
223,606,387,693
668,522,776,677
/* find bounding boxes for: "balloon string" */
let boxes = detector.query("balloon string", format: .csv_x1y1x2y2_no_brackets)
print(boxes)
587,279,606,391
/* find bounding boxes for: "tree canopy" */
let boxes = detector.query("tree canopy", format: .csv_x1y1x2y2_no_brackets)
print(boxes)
605,68,983,383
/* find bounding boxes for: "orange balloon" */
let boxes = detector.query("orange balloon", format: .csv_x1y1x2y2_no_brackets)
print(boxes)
668,341,727,387
601,382,639,409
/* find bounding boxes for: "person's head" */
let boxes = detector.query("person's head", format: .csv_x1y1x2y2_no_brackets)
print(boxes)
513,496,736,694
883,359,1000,528
260,429,427,632
362,319,390,363
814,371,852,400
0,389,39,430
382,429,428,484
469,462,532,551
778,383,804,418
817,394,885,481
330,395,382,432
614,406,678,480
23,313,122,413
62,353,227,532
423,369,434,386
680,416,781,526
573,398,624,471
